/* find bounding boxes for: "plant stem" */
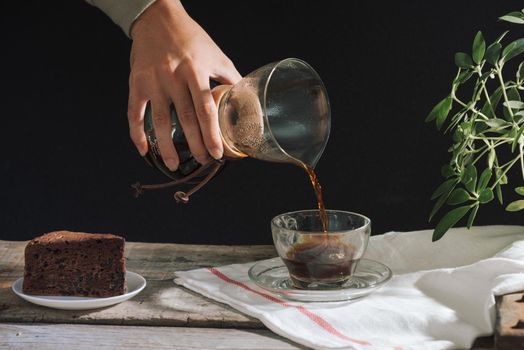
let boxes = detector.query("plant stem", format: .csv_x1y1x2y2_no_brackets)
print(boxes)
470,136,514,141
451,95,489,120
477,67,496,117
520,144,524,182
470,140,505,165
445,110,467,134
471,145,489,165
468,144,487,153
496,64,514,118
490,156,519,190
481,83,496,116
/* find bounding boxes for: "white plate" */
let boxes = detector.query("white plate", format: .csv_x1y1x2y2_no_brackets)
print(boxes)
11,271,146,310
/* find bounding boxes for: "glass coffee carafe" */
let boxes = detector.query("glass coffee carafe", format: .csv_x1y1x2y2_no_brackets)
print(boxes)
133,58,331,202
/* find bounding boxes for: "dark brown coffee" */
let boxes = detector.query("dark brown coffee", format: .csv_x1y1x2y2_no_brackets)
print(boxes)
282,235,357,288
304,165,328,232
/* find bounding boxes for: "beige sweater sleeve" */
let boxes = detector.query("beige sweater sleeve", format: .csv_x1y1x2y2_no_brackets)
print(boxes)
86,0,158,37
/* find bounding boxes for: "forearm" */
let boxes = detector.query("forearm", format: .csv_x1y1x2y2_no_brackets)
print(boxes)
86,0,158,37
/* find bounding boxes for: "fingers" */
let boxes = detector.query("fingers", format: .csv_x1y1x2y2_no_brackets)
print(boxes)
130,57,238,167
213,59,242,85
186,71,223,160
150,95,179,171
168,78,210,165
127,87,149,156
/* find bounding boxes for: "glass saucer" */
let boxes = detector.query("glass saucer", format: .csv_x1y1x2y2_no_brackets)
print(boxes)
248,257,392,302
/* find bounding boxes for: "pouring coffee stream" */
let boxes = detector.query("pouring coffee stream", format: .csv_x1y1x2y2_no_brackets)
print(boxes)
304,165,328,233
133,58,331,230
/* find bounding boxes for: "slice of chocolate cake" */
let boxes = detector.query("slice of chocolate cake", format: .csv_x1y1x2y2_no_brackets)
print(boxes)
23,231,126,297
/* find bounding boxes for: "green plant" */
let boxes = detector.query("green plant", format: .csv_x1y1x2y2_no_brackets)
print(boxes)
427,10,524,241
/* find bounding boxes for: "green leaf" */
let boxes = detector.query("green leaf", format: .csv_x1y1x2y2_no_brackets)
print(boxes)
504,11,524,17
472,31,486,64
509,87,521,100
432,205,471,241
481,86,503,118
467,204,479,229
441,164,455,178
452,129,463,142
459,121,472,135
517,62,524,81
499,12,524,24
485,42,502,65
501,38,524,63
426,96,452,124
436,96,453,130
474,121,489,134
482,118,511,128
502,100,524,109
477,168,492,190
514,110,524,121
488,148,496,169
478,188,494,203
515,187,524,195
455,52,474,68
447,188,471,205
431,178,458,200
429,181,458,221
462,164,477,193
495,167,509,185
496,182,504,204
499,15,524,24
512,123,524,152
506,200,524,211
453,70,474,85
503,88,521,120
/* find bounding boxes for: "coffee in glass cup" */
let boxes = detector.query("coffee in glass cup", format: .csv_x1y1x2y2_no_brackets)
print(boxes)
272,210,371,289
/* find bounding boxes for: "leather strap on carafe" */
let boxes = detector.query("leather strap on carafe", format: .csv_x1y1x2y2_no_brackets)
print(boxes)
132,157,225,203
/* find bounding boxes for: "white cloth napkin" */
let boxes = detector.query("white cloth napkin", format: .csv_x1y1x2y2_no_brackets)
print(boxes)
174,226,524,350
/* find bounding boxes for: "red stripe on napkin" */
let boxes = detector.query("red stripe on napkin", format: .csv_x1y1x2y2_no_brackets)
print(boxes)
208,267,371,346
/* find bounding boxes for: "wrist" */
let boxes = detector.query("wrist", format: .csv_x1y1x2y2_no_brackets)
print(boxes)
130,0,190,40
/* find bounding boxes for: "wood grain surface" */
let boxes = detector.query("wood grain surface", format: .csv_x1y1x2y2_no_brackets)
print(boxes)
0,323,306,350
1,239,522,350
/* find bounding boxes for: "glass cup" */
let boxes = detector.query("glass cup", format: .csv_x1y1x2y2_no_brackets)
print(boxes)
271,210,371,289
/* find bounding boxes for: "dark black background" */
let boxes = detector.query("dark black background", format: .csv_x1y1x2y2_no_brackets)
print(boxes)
1,1,522,244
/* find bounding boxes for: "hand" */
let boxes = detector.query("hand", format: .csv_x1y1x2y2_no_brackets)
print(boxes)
128,0,242,171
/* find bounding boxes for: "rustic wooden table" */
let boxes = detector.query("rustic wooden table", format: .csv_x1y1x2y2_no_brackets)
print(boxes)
0,240,522,350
